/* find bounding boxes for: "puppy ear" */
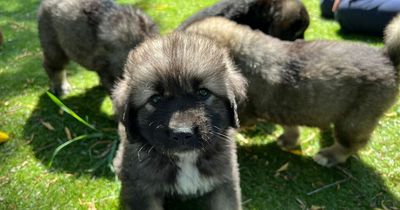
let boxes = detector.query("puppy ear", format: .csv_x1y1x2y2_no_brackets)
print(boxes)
112,78,139,143
111,78,131,123
226,65,247,128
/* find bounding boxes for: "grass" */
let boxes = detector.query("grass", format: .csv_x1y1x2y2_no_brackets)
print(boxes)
0,0,399,209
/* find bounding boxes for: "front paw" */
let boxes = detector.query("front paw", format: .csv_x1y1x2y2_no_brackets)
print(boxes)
51,81,72,96
313,145,350,167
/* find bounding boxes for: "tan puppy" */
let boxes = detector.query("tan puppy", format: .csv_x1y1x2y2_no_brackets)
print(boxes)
185,17,400,167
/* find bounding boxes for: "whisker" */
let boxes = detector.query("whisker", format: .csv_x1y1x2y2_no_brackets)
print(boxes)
137,144,147,161
147,146,154,154
210,131,233,144
156,124,165,129
213,125,224,131
214,132,231,139
211,131,232,140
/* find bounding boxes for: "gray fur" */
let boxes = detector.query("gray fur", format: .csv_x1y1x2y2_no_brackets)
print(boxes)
185,17,400,167
38,0,159,96
112,33,246,210
177,0,309,41
385,14,400,68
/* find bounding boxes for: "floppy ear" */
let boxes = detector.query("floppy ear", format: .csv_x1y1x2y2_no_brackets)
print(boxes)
111,78,132,123
226,66,247,128
123,103,140,143
112,78,141,143
134,7,160,36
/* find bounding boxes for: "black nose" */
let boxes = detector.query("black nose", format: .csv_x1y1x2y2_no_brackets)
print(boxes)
170,131,194,142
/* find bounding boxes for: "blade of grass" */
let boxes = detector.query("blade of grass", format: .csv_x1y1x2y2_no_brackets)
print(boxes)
107,140,118,173
87,156,109,173
46,91,97,131
87,139,118,173
48,133,103,167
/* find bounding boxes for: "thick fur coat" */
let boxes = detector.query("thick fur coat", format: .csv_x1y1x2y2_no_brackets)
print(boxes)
178,0,309,41
112,33,246,210
185,16,400,167
38,0,159,95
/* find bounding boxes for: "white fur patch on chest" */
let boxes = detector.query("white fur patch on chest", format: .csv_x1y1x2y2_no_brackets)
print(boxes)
172,151,218,196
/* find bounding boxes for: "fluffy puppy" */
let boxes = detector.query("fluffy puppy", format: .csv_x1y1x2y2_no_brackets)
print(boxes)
112,33,246,210
185,17,400,167
177,0,309,41
38,0,158,96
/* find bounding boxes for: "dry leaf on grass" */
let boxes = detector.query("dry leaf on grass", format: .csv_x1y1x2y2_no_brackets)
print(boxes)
275,162,289,177
40,120,55,131
64,127,72,140
87,201,97,210
311,205,325,210
295,197,307,210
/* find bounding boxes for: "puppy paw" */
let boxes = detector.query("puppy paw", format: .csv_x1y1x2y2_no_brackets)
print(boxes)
51,82,72,96
313,153,334,167
313,145,350,167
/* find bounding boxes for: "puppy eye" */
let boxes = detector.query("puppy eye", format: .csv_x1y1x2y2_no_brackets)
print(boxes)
196,88,210,99
149,94,162,105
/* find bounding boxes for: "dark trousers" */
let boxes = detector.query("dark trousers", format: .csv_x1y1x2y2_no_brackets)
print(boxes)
320,0,399,36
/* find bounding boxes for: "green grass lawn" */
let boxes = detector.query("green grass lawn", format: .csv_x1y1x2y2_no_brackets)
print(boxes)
0,0,399,209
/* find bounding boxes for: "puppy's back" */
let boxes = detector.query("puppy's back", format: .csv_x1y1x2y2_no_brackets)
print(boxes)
185,17,398,126
38,0,114,62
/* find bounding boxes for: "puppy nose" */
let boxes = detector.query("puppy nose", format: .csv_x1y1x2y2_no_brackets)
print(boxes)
170,125,194,141
170,131,194,141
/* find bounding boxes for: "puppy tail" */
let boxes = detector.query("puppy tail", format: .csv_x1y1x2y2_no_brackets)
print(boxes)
384,14,400,68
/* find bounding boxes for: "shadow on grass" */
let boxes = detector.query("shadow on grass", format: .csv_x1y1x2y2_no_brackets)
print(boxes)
238,143,400,209
335,29,383,45
23,87,117,178
161,117,398,209
23,94,400,209
161,140,400,209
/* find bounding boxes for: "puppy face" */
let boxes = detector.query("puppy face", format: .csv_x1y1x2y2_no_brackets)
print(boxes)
253,0,309,40
268,0,309,40
113,33,246,153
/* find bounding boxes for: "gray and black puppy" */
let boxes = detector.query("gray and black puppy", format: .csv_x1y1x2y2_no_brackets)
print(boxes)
38,0,159,96
177,0,309,41
185,17,400,167
112,33,247,210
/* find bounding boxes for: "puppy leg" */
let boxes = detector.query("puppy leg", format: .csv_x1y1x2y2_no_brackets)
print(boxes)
120,185,164,210
39,18,70,96
277,126,300,150
43,55,70,96
205,181,242,210
314,117,377,167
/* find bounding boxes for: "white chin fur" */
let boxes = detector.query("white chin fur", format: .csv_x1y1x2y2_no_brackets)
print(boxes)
170,151,219,196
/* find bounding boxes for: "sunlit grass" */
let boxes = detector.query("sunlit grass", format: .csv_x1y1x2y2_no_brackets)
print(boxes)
0,0,399,209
